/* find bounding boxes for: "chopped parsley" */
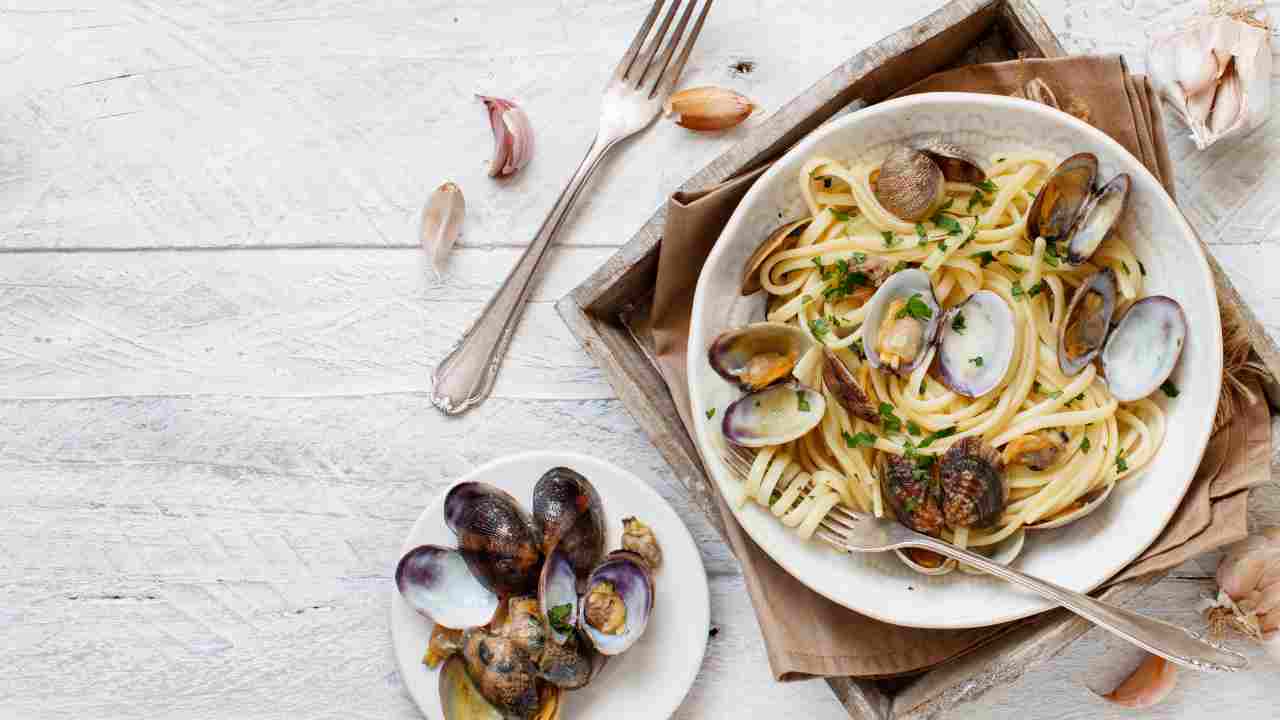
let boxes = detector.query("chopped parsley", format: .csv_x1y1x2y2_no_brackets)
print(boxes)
1116,453,1129,473
548,603,575,634
1011,280,1026,298
969,356,984,367
797,390,811,412
932,213,963,236
851,336,866,359
882,231,901,248
1027,280,1046,297
967,190,985,212
1160,380,1180,398
907,420,922,436
808,317,830,340
976,179,998,193
896,293,934,321
833,210,851,222
706,408,716,420
915,223,928,243
951,312,967,334
851,252,867,266
920,380,928,396
1080,437,1092,453
843,431,877,449
827,313,845,327
878,402,903,434
1043,242,1061,267
919,426,957,448
800,294,813,304
972,250,997,267
822,258,870,301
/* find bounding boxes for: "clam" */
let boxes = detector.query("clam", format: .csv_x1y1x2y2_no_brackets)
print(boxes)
1025,482,1115,530
1100,296,1187,402
1027,153,1098,241
581,550,654,656
395,544,500,630
497,596,548,661
881,453,945,537
537,545,579,647
531,467,605,585
445,482,542,596
1058,269,1118,377
821,348,879,422
874,145,945,221
861,269,942,376
721,382,825,448
620,517,663,571
1002,432,1064,471
459,629,542,720
918,138,986,183
536,629,600,690
742,218,813,295
708,322,811,391
938,437,1007,529
936,290,1016,398
439,654,505,720
1065,174,1130,265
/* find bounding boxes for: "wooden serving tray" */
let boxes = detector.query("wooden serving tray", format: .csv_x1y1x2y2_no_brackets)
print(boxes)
556,1,1280,717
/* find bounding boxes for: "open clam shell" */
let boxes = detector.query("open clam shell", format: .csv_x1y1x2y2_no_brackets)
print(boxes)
917,138,986,183
708,321,812,391
538,545,579,646
1058,269,1118,377
531,466,605,586
580,551,654,657
1101,296,1187,402
821,348,878,422
861,269,942,377
1027,152,1098,241
439,654,505,720
874,145,945,221
459,630,542,720
1066,173,1130,265
444,482,543,596
395,544,500,630
742,218,813,295
722,382,825,448
1025,482,1115,530
936,290,1016,398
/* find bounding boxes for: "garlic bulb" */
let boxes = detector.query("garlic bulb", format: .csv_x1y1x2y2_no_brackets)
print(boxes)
1147,2,1271,150
1204,526,1280,660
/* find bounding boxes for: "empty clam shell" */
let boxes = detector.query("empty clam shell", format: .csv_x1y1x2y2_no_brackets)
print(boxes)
722,382,825,448
1101,296,1187,402
444,482,542,596
439,654,505,720
742,218,812,295
1025,482,1115,530
874,145,945,221
1067,174,1131,265
861,269,942,376
1058,269,1118,377
708,321,811,391
395,544,500,630
1027,153,1098,241
936,290,1016,398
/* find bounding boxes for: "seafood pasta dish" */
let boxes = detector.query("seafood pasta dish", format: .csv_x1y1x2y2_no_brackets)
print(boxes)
708,141,1187,575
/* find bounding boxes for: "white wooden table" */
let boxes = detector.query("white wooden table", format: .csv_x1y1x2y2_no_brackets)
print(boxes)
2,1,1278,718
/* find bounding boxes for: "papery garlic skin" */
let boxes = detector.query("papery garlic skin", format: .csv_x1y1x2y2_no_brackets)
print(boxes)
478,95,534,177
1209,526,1280,660
421,182,465,278
1147,4,1271,150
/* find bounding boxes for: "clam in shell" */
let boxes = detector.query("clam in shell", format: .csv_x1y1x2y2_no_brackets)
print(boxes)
1058,269,1119,377
860,269,942,377
1100,295,1187,402
874,145,945,221
721,382,825,448
444,482,543,596
708,321,811,392
936,290,1016,398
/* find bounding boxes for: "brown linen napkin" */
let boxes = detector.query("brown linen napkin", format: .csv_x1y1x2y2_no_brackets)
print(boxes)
650,55,1270,680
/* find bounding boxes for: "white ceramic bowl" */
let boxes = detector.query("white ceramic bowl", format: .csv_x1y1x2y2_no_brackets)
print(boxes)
687,92,1222,629
389,451,710,718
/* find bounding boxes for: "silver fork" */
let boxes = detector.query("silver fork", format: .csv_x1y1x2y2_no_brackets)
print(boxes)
718,445,1248,672
431,0,713,414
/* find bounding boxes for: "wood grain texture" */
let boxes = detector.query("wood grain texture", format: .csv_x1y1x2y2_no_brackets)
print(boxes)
2,1,1280,719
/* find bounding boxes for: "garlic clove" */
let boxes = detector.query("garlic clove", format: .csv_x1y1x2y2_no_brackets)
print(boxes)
1098,654,1177,709
421,182,465,278
1175,42,1219,96
478,95,534,178
664,86,756,132
1207,60,1243,134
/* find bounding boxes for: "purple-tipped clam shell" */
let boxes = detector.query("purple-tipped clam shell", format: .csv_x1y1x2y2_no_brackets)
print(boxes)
395,544,499,630
821,348,879,422
444,482,542,596
1101,295,1187,402
532,466,605,587
1027,152,1098,241
707,321,810,391
1066,173,1130,265
439,654,504,720
721,382,825,448
936,290,1016,398
1058,269,1118,377
581,553,654,657
538,545,579,646
861,269,942,376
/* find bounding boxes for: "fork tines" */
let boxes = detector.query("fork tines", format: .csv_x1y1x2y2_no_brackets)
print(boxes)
616,0,713,98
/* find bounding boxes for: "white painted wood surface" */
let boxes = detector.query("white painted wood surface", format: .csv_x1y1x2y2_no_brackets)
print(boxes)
1,1,1277,718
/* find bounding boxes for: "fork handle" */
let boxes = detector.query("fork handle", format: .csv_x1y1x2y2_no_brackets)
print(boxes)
907,538,1247,672
431,135,614,414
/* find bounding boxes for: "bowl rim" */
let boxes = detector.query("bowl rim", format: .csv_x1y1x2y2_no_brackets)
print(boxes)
686,91,1223,628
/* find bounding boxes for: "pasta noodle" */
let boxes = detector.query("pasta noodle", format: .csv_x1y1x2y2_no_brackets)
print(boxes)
732,148,1168,566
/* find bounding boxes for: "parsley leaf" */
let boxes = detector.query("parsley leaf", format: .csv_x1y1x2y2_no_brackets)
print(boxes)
833,210,850,222
797,390,811,412
1160,380,1180,398
919,426,957,448
852,252,867,266
967,190,985,212
843,431,877,449
882,231,901,248
851,337,866,359
1080,437,1091,453
907,420,922,436
976,179,998,193
969,356,984,367
706,408,716,420
895,293,934,321
1011,280,1025,298
932,213,963,236
951,312,967,334
915,223,928,243
1116,453,1129,473
1027,280,1046,297
808,317,830,340
878,402,902,434
548,603,575,634
972,250,996,267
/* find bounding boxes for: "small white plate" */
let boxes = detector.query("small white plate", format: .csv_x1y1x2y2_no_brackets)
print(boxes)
389,450,710,719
